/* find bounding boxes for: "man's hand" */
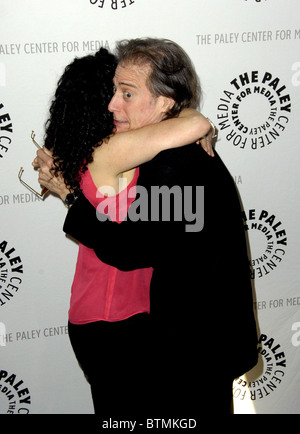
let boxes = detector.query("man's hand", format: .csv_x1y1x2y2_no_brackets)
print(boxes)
198,133,214,157
32,148,70,202
197,120,217,157
32,147,53,170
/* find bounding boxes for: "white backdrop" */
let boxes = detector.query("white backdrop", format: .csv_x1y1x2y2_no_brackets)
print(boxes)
1,0,299,415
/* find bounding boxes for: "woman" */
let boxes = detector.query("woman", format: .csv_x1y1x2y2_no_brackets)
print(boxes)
35,47,213,415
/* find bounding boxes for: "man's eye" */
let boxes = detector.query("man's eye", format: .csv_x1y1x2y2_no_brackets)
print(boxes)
112,86,117,93
124,91,132,99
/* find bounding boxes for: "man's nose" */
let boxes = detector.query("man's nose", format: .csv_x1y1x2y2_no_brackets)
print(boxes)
108,93,119,113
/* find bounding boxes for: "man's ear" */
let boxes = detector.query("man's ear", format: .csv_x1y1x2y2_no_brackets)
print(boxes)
158,96,175,114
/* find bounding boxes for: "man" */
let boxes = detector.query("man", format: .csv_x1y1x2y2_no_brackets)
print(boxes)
37,38,258,416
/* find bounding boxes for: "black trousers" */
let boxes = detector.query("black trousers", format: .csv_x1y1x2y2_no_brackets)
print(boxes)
68,316,233,418
68,314,152,418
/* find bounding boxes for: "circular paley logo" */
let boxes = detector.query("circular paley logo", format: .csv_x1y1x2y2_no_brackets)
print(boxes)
216,70,291,150
89,0,136,11
242,208,287,279
0,102,13,160
244,0,267,3
233,333,287,404
0,240,24,307
0,369,31,414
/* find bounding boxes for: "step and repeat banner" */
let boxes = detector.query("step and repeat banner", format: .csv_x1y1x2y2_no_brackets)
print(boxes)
1,0,299,415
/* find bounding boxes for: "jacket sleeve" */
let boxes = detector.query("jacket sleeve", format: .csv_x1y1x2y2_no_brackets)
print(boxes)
63,192,183,271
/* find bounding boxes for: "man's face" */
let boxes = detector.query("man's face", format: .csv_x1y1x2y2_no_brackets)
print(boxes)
108,62,172,133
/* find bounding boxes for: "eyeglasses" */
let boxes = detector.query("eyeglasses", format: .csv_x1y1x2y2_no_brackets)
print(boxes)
18,131,48,198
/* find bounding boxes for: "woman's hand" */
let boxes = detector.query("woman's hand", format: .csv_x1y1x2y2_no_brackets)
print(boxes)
32,148,70,202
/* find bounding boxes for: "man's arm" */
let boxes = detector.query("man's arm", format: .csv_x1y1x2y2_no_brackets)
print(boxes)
33,145,197,271
64,191,182,271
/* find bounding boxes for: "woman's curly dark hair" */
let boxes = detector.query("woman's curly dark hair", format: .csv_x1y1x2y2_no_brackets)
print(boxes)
44,48,117,191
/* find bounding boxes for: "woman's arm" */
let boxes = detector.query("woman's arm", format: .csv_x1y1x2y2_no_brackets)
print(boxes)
92,109,212,176
33,110,214,199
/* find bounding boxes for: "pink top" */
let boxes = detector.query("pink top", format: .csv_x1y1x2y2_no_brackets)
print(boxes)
69,167,153,324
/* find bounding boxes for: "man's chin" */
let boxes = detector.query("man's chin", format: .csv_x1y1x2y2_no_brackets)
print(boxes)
115,124,130,133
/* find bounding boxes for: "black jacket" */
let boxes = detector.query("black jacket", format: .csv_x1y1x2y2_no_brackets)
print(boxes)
64,144,258,380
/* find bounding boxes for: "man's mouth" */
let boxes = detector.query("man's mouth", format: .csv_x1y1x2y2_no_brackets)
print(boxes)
113,118,128,125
